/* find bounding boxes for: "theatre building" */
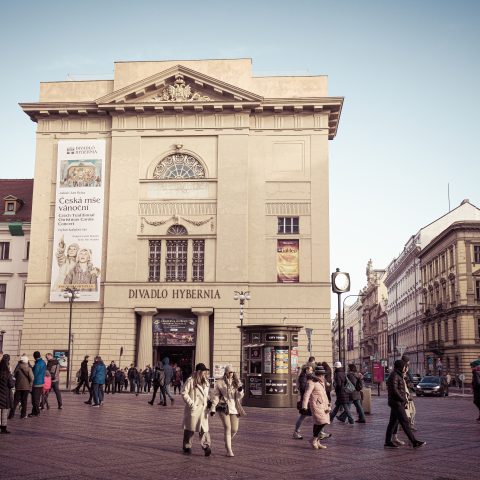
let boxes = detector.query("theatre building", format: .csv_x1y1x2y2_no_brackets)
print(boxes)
20,58,342,380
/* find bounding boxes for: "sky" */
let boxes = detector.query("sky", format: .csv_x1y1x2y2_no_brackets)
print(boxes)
1,0,479,311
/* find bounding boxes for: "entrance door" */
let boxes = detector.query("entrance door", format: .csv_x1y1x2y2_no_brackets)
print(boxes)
154,346,194,382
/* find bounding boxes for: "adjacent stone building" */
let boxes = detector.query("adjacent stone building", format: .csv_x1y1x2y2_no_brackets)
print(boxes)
420,217,480,382
0,179,33,356
19,58,343,380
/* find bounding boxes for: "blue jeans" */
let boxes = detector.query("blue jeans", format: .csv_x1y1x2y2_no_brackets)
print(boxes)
352,399,366,421
92,383,104,405
330,402,354,424
162,383,173,401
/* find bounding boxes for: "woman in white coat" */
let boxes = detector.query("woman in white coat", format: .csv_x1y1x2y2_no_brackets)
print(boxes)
181,363,212,456
210,365,245,457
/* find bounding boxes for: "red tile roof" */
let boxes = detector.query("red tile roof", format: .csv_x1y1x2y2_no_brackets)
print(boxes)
0,179,34,223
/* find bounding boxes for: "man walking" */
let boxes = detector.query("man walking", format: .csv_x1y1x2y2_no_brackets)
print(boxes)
29,351,46,417
329,361,354,424
45,353,63,409
73,355,90,394
162,357,175,405
384,359,425,449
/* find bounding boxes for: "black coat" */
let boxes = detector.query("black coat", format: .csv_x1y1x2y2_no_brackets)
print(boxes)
387,368,408,406
334,368,350,404
80,360,89,381
0,375,15,409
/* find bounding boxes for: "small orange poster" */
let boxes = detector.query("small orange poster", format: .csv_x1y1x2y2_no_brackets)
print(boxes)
277,239,299,283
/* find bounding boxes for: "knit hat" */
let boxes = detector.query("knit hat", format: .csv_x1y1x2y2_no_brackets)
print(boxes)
334,361,342,368
20,355,29,363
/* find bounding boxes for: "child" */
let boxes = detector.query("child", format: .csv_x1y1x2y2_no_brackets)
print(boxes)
41,370,52,410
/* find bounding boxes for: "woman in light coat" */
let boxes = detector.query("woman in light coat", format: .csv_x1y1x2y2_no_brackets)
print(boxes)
210,365,245,457
181,363,212,456
302,364,331,449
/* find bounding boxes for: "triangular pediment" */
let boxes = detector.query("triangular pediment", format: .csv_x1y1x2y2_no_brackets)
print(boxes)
96,65,263,105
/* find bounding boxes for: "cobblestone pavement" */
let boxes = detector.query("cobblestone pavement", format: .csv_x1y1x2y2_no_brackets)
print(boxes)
0,390,478,480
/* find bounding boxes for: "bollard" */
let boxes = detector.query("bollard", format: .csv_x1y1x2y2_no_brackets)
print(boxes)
362,387,372,414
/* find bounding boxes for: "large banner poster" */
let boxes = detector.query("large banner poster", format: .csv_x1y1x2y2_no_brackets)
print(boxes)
277,239,299,283
50,139,106,302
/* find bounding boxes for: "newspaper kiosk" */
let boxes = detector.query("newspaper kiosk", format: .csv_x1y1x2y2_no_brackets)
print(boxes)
240,324,303,407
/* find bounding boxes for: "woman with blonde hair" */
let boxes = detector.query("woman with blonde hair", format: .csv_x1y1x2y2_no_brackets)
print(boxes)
210,365,245,457
181,363,212,456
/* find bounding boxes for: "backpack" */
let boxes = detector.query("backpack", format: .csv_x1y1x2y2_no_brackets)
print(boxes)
344,374,356,394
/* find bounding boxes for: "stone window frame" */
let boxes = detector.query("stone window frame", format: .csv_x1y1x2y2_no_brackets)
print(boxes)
0,283,6,309
0,242,10,260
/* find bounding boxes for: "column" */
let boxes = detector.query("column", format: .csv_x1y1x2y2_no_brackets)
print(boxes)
135,308,157,369
192,308,213,369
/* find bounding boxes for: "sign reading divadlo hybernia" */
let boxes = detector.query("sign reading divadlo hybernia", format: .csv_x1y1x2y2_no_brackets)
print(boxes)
50,140,106,302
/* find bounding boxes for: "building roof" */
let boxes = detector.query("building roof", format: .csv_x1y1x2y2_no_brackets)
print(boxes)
0,179,34,223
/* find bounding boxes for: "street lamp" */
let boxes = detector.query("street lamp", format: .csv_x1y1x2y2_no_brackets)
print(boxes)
331,269,350,366
63,287,79,389
234,291,250,379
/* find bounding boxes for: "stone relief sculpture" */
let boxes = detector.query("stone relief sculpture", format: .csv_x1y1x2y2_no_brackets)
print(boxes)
150,74,212,102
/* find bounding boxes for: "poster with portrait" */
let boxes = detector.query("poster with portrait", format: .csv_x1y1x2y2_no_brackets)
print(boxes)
277,239,299,283
50,140,106,302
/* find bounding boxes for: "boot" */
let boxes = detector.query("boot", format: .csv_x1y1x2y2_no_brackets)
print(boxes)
0,426,11,434
311,437,319,449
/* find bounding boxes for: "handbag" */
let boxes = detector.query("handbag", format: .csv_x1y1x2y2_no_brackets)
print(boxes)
215,394,229,414
344,374,356,394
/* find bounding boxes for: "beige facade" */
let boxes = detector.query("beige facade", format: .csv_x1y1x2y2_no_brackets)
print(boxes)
344,297,363,367
20,59,342,377
420,220,480,383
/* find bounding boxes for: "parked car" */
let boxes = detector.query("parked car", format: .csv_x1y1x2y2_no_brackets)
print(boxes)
415,375,448,397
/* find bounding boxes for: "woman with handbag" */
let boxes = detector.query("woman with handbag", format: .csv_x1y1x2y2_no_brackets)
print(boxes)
181,363,212,456
210,365,245,457
292,363,314,439
301,365,331,449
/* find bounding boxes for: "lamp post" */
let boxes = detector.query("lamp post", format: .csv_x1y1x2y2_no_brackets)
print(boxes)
342,294,365,367
331,269,351,366
234,291,250,379
63,287,79,390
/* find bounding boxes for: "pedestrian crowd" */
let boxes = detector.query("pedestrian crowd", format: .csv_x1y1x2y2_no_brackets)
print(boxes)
1,348,479,459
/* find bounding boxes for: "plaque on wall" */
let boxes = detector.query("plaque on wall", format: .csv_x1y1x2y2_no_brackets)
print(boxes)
153,317,196,346
265,378,288,395
265,333,288,342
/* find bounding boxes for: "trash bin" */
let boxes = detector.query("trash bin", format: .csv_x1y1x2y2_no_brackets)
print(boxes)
362,387,372,414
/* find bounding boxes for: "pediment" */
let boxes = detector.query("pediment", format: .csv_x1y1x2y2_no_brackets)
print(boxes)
96,65,263,105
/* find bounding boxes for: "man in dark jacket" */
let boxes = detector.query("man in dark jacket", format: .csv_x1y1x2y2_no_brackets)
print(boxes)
384,360,425,449
128,364,136,393
73,355,90,394
29,351,46,417
45,353,63,409
338,364,366,423
329,361,354,424
472,366,480,422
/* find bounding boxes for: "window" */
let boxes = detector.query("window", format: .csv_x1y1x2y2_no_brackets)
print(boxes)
153,154,205,179
0,284,5,309
445,319,449,341
192,240,205,282
6,202,14,212
477,318,480,340
449,248,454,267
166,240,187,282
441,254,446,272
0,242,10,260
475,246,480,264
148,240,161,282
453,318,458,345
277,217,299,234
167,224,188,236
26,241,30,260
476,280,480,301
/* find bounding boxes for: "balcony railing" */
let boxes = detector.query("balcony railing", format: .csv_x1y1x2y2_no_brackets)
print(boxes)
427,340,445,350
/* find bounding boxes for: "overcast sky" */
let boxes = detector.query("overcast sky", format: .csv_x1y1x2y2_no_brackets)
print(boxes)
1,1,479,311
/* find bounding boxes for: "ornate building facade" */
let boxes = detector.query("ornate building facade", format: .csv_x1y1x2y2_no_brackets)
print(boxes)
0,180,33,356
420,219,480,382
19,59,343,380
